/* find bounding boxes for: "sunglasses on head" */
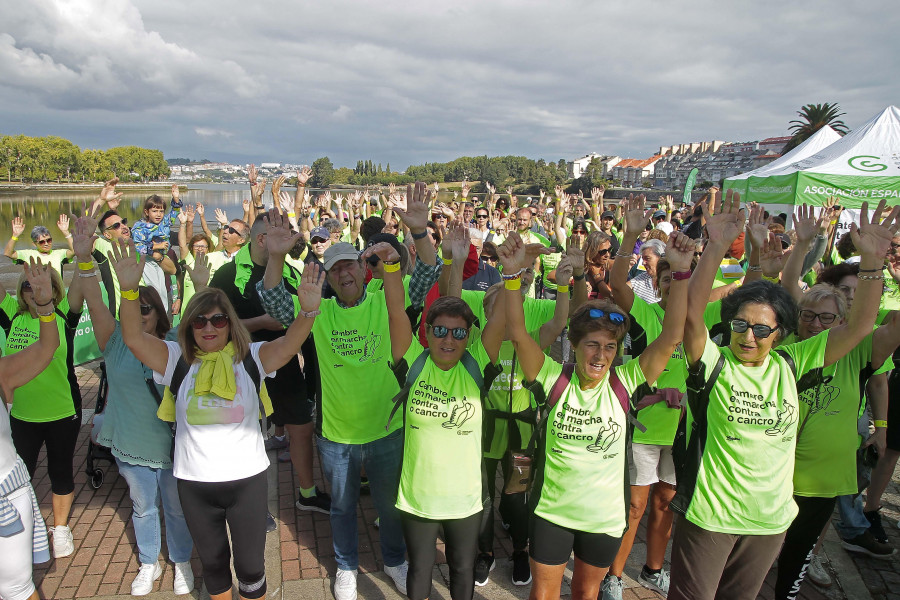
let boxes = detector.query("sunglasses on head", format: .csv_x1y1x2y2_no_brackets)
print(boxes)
429,325,469,340
105,218,128,231
191,313,230,330
310,237,328,244
730,319,776,339
798,310,837,325
588,308,626,323
139,304,153,316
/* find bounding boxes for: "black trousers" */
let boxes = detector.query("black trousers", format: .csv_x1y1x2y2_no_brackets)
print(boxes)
10,414,80,495
774,495,836,600
479,457,529,554
402,511,481,600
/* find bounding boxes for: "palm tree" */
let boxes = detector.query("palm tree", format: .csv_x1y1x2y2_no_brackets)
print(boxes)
783,103,849,152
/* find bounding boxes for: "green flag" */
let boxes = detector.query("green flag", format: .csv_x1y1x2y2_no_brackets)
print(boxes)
682,168,699,205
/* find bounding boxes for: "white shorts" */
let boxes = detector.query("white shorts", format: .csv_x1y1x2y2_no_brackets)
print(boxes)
0,485,38,600
628,443,676,487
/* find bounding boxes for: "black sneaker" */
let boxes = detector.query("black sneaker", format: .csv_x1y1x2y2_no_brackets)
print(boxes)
865,509,889,543
266,511,277,533
474,553,494,587
841,530,895,559
511,550,531,586
296,488,332,514
360,477,371,495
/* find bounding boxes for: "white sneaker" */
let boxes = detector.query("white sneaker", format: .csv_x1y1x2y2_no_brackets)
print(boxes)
174,561,195,595
52,525,75,558
131,562,162,596
384,561,408,595
334,568,358,600
806,554,832,588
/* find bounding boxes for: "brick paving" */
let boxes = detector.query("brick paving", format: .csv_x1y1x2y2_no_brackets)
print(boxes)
20,361,900,598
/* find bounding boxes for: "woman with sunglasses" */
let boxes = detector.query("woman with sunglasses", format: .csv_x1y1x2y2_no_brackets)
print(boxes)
583,231,614,300
71,217,199,595
499,228,694,600
109,234,327,600
5,217,76,275
371,236,506,600
669,193,900,600
0,244,86,561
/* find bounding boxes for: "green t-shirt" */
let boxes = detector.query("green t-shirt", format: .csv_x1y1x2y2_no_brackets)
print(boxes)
880,268,900,312
685,332,828,534
539,252,563,292
793,331,893,497
14,248,70,275
628,297,722,445
367,275,412,307
532,356,647,534
714,258,745,288
310,289,402,444
459,290,556,332
395,338,492,519
2,294,81,422
484,333,540,459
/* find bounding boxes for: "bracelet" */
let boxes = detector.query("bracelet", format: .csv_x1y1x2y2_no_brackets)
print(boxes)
501,267,526,281
858,274,885,281
857,268,880,273
38,313,56,323
747,265,762,272
557,285,570,293
830,219,838,225
34,298,53,307
64,233,72,239
287,212,296,218
505,278,522,291
874,420,888,428
298,309,321,319
573,272,585,281
442,257,453,266
615,251,632,258
410,230,428,240
78,261,94,271
78,271,98,278
383,261,401,273
762,275,780,283
671,271,692,281
121,288,140,301
11,236,17,241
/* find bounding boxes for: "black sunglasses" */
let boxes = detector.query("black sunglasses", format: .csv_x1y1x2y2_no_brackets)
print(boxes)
798,310,837,325
139,304,153,316
481,255,498,262
730,319,776,339
476,214,489,219
223,225,243,235
310,237,328,244
191,313,230,330
589,308,626,323
105,218,128,231
36,237,52,244
429,325,469,340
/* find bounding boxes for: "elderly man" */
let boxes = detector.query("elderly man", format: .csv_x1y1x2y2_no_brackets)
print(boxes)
258,183,439,600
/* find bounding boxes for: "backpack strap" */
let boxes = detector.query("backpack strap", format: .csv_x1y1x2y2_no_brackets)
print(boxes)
385,350,430,431
241,353,266,421
524,363,575,456
168,357,191,400
608,368,647,433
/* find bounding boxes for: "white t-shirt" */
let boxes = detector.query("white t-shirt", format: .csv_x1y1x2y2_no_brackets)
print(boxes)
154,341,273,482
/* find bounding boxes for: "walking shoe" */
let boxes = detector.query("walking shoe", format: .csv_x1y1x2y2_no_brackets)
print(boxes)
264,435,288,451
865,509,889,543
511,550,531,586
806,554,832,588
334,568,358,600
474,553,495,586
278,450,292,463
266,511,277,533
131,562,162,596
173,561,195,595
638,566,670,595
296,487,331,514
384,561,409,595
841,530,896,559
51,525,74,558
601,575,624,600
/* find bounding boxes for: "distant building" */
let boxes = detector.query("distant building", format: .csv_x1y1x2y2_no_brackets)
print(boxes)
567,153,621,179
652,137,784,190
610,156,662,187
259,162,281,170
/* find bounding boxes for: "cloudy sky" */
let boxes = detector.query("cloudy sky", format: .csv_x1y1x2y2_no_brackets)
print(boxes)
0,0,897,170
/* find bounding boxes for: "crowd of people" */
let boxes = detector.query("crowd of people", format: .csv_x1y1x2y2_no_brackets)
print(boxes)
0,173,898,600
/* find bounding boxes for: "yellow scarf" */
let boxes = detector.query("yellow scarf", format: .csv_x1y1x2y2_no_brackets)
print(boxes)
157,342,273,422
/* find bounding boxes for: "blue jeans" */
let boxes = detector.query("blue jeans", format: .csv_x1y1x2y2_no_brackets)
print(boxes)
835,493,871,540
317,429,406,571
115,458,193,565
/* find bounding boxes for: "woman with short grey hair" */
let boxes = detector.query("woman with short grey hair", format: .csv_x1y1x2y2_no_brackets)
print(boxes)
629,239,666,303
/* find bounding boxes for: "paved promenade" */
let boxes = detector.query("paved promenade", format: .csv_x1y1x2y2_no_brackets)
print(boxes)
24,362,900,599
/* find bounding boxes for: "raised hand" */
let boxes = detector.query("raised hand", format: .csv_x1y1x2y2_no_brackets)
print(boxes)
108,238,145,291
590,186,604,204
665,231,695,272
556,255,574,285
25,258,54,308
746,202,770,249
851,200,900,259
214,208,229,227
171,183,180,203
361,241,400,264
278,191,294,214
498,232,525,273
196,203,205,218
99,177,123,209
298,262,326,312
11,217,24,238
253,178,267,204
621,194,651,235
296,166,312,186
185,251,211,289
432,182,440,195
272,175,286,201
702,189,745,246
262,208,301,257
391,181,431,231
760,232,790,277
183,204,197,224
242,198,251,214
461,181,470,198
72,216,98,260
444,218,470,260
791,204,818,244
566,244,585,275
248,164,258,186
57,214,71,234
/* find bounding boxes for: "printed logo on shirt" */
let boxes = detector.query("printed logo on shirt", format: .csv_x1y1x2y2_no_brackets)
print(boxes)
551,401,621,456
329,328,384,364
797,377,837,415
765,402,797,437
586,418,622,454
726,384,795,435
185,389,246,425
442,401,475,429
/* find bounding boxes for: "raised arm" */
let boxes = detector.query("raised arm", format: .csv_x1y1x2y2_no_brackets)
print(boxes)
539,256,572,349
781,204,818,302
362,241,409,363
4,217,24,260
438,219,469,298
109,239,170,374
610,194,651,312
72,216,115,349
391,181,436,266
58,214,76,259
822,201,900,366
567,244,587,317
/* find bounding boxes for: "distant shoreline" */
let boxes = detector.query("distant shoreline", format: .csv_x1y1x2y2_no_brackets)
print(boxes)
0,182,187,193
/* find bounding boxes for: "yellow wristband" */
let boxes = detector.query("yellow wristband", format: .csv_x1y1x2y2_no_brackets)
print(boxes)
39,314,56,323
505,278,522,291
78,261,94,271
830,219,838,225
11,236,18,241
557,285,570,293
121,289,139,301
762,275,780,284
874,420,888,428
442,257,453,266
287,212,296,218
383,261,401,273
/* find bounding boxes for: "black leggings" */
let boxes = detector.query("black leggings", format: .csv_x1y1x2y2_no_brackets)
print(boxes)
177,471,268,598
401,511,481,600
774,495,836,600
479,457,529,554
10,414,80,495
529,514,622,568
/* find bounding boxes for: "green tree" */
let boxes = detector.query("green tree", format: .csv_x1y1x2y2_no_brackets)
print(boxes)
784,102,848,152
310,157,335,188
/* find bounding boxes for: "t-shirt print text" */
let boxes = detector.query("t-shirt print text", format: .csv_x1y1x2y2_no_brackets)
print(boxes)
727,384,796,438
551,401,622,458
330,328,383,365
410,381,475,433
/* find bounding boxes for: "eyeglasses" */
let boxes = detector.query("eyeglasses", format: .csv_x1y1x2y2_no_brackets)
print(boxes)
104,218,128,231
595,248,610,257
36,238,52,244
572,229,587,235
139,304,153,316
730,319,776,339
476,214,489,219
192,245,208,252
310,237,328,244
799,310,838,325
223,225,243,235
481,255,498,262
191,313,230,330
588,308,626,323
428,325,469,340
